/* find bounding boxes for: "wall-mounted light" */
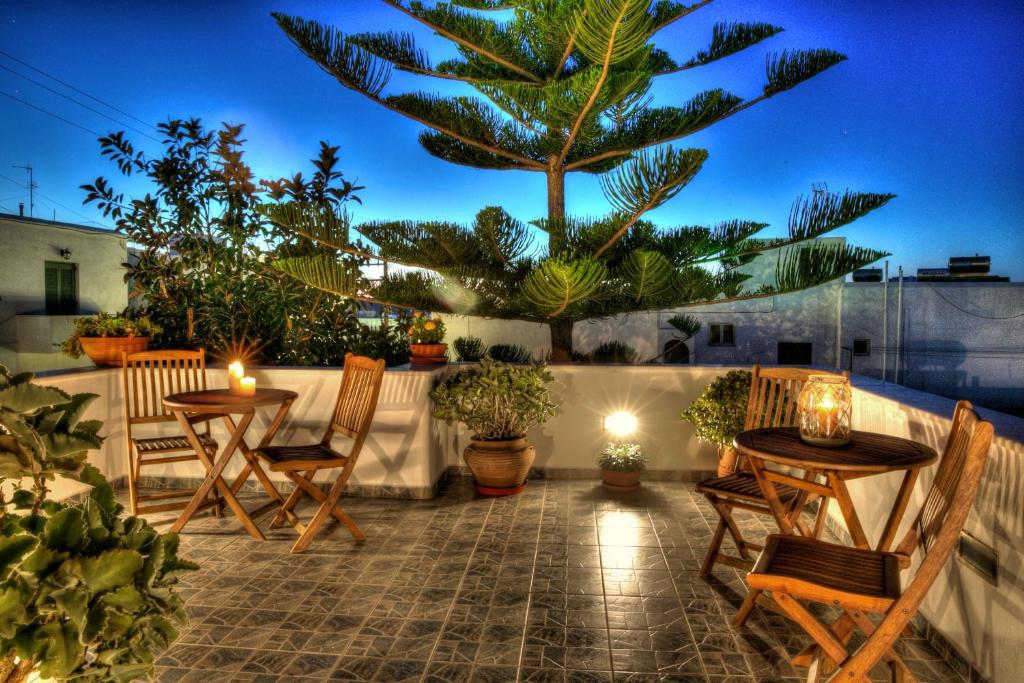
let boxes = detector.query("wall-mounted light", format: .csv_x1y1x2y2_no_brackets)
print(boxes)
603,411,638,438
59,248,72,261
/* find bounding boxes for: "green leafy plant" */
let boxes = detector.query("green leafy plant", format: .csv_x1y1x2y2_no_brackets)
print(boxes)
431,358,557,440
597,442,647,472
680,370,751,447
81,119,365,366
406,313,446,344
577,341,639,364
60,312,160,359
453,336,485,362
267,4,893,360
0,365,196,682
349,321,410,368
486,344,533,364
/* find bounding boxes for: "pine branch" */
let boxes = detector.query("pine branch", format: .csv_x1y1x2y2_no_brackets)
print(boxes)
381,0,544,83
764,49,847,96
349,31,477,82
522,256,608,317
599,146,707,217
673,22,784,71
616,250,676,304
774,242,888,292
272,255,365,298
788,190,896,240
650,0,715,35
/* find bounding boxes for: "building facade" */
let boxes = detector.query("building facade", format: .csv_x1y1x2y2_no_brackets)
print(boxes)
0,213,128,372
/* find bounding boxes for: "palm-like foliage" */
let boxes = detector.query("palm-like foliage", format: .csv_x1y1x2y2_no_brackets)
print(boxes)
269,1,893,359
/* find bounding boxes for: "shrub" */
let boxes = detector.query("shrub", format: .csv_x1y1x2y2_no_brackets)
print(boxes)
453,336,485,362
486,343,532,364
60,312,160,359
589,341,638,364
407,313,446,344
431,358,557,440
0,364,195,681
680,370,752,447
597,442,646,472
349,322,410,367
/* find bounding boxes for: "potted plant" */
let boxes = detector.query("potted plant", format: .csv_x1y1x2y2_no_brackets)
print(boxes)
0,364,196,682
598,442,647,491
60,312,160,367
680,370,751,476
431,357,557,495
407,313,447,365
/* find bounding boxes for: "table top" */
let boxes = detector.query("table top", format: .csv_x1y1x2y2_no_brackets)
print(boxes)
163,388,298,413
734,427,937,473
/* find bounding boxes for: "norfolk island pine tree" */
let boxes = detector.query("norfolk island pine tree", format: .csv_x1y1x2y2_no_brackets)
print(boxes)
262,1,893,361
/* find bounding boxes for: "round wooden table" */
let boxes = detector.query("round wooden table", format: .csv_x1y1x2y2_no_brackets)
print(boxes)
164,388,298,539
734,426,937,551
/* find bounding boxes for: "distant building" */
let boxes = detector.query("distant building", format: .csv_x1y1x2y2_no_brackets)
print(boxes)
0,213,128,372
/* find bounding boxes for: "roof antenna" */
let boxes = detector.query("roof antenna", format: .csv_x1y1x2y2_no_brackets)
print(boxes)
811,181,829,195
11,164,36,217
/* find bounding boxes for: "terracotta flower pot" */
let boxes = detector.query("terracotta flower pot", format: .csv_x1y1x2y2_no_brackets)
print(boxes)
463,436,535,496
602,469,642,492
717,445,740,477
410,342,448,365
79,336,150,367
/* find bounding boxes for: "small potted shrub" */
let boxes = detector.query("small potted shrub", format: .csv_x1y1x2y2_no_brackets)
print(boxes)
431,358,557,495
485,343,532,364
598,442,646,491
407,313,447,364
61,312,160,367
680,370,751,476
0,364,196,681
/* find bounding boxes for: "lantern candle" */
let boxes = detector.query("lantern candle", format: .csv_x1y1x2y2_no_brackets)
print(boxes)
228,361,244,393
797,374,851,447
238,377,256,397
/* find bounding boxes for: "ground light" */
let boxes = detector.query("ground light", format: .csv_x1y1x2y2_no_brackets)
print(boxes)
603,411,638,438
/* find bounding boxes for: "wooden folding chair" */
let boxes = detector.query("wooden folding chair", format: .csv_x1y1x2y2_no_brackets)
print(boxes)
122,349,221,516
256,353,385,553
696,365,848,576
736,400,993,682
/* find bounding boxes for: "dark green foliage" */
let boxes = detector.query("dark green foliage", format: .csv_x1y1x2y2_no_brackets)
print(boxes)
0,365,195,681
486,343,533,364
348,322,410,368
453,336,485,362
81,119,366,366
680,369,751,447
577,340,638,364
271,2,892,359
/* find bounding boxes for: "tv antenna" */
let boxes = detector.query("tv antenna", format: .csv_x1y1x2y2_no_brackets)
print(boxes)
11,164,36,217
811,181,829,195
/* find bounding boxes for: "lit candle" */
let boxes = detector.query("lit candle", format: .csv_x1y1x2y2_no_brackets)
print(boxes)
228,361,244,393
238,376,256,397
816,396,838,438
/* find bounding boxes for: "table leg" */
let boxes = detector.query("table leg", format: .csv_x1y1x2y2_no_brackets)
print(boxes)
223,414,287,517
826,472,871,550
749,457,799,535
170,410,264,540
878,468,920,552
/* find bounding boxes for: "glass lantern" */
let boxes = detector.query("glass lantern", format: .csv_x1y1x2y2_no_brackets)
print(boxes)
797,375,852,447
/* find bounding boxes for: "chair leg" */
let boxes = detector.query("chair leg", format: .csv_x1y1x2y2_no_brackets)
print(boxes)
700,519,728,577
271,471,311,529
126,446,140,516
289,472,365,543
291,474,357,553
732,588,762,627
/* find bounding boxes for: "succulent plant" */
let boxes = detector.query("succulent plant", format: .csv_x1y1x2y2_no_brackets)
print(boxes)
452,336,485,362
485,344,532,364
0,364,196,682
597,443,647,473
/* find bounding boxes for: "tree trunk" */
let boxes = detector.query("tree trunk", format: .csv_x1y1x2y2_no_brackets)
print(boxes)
546,162,572,361
0,654,32,683
549,318,574,363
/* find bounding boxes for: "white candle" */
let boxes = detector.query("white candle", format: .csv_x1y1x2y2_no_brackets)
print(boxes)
228,361,244,393
238,376,256,397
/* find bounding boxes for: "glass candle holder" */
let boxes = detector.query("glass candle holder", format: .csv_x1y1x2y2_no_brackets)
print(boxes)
797,375,852,447
237,377,256,397
228,361,244,393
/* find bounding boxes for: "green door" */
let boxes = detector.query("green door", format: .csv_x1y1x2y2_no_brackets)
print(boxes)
45,261,78,315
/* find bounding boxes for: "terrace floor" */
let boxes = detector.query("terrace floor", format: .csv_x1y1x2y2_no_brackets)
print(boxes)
145,477,966,683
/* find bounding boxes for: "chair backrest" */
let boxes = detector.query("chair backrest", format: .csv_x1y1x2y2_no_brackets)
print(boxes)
122,349,208,427
322,353,386,467
841,400,993,679
744,365,849,431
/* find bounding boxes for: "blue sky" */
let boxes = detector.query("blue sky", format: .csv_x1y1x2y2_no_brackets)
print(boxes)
1,1,1022,279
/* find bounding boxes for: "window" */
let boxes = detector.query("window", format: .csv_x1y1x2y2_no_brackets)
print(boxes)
853,338,871,356
708,323,735,347
45,261,78,315
777,342,813,365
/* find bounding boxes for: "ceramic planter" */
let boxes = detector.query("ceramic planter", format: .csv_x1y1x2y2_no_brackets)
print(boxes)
79,336,150,367
601,469,642,492
717,445,740,477
463,436,535,496
410,342,448,365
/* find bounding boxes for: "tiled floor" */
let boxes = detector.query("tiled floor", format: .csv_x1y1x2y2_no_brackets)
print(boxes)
145,477,967,682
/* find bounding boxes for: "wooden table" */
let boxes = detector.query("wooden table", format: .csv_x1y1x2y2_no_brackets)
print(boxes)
734,426,937,670
164,388,298,540
734,427,937,551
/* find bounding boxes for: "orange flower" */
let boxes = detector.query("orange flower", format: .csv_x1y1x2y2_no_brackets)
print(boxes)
424,321,436,331
407,326,414,335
